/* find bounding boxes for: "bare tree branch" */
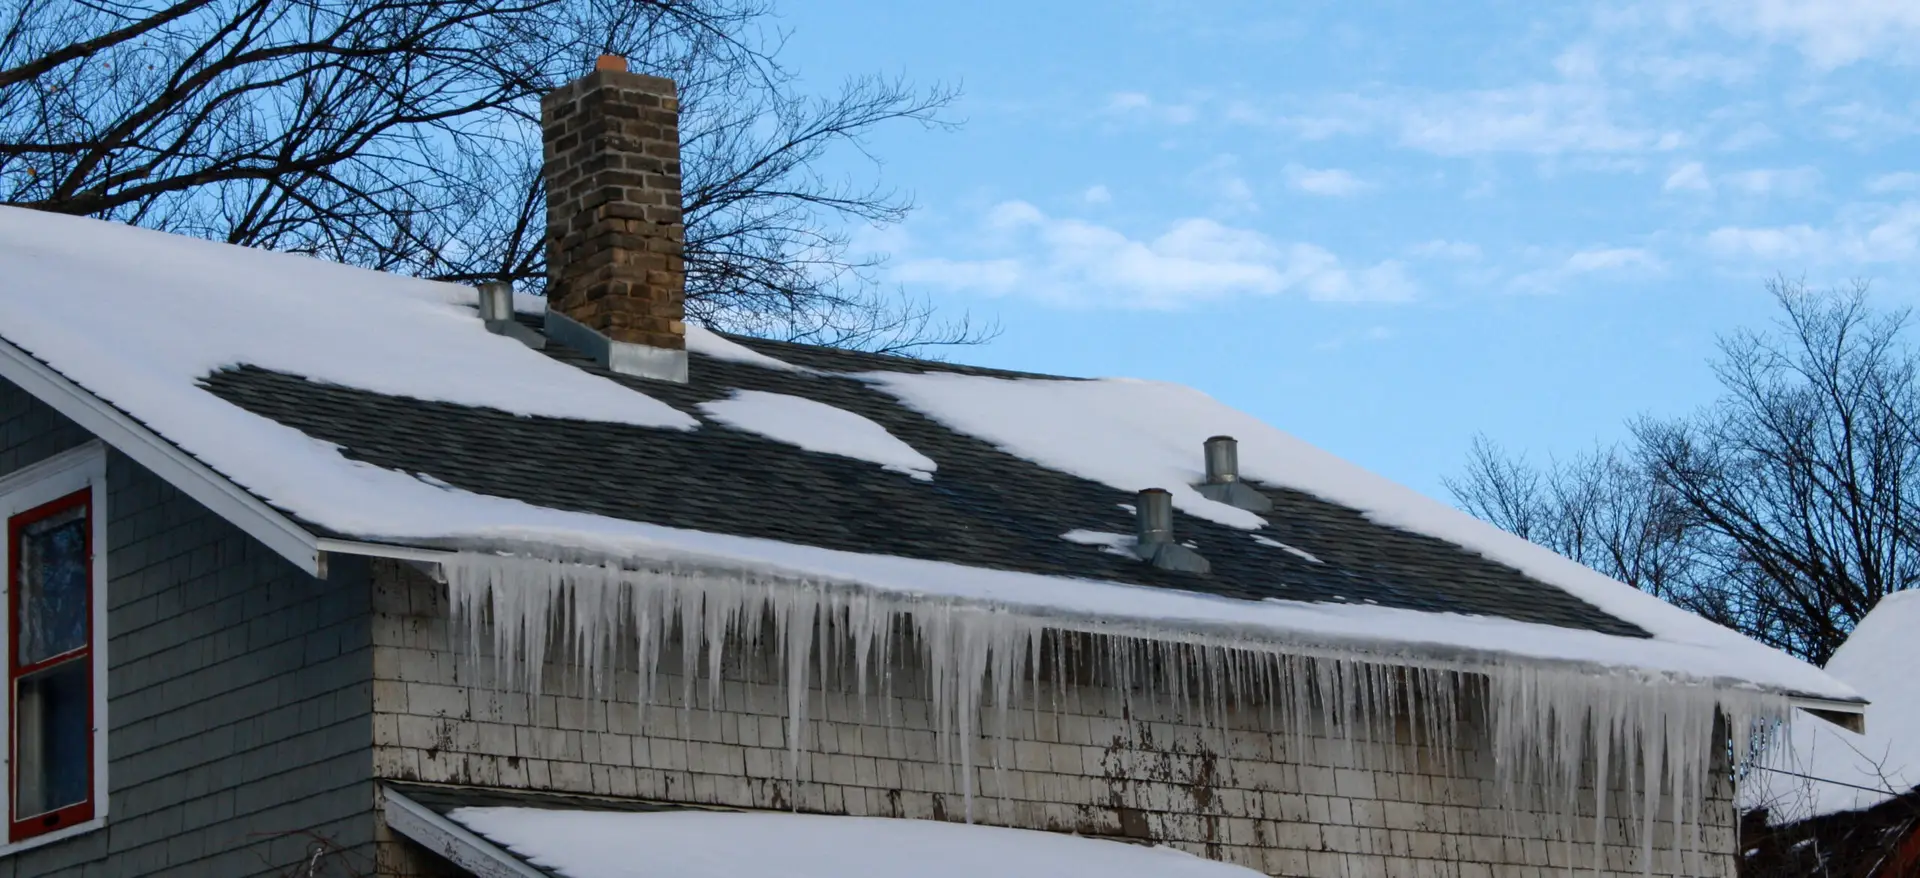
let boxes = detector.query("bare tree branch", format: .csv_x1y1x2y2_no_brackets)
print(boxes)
0,0,990,353
1449,277,1920,663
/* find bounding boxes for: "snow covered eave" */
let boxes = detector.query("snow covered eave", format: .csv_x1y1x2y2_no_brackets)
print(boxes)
316,530,1861,705
0,333,328,574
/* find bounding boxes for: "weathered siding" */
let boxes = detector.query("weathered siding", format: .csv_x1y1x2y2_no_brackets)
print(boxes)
0,378,378,877
371,561,1738,878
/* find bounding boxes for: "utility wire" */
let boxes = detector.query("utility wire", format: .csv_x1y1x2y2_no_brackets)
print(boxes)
1749,764,1912,798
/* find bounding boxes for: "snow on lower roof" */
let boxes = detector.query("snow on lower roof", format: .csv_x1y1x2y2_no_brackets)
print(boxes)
697,390,935,479
448,808,1265,878
0,209,1854,701
1742,590,1920,821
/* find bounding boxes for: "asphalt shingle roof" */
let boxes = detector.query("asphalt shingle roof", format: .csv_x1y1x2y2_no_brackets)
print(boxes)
199,317,1648,639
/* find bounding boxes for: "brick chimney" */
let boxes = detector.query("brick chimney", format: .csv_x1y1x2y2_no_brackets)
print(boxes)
540,54,687,382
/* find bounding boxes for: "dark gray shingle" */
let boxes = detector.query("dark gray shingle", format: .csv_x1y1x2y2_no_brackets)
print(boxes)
197,324,1648,639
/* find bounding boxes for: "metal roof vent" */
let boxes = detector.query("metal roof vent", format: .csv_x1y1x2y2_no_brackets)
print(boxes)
1195,435,1272,513
1134,488,1211,574
478,281,546,350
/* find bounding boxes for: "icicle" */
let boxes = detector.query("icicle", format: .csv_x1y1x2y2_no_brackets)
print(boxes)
440,550,1790,875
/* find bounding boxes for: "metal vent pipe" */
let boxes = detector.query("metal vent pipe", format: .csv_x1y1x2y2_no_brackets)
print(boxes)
478,281,515,322
1204,435,1239,484
1136,488,1174,545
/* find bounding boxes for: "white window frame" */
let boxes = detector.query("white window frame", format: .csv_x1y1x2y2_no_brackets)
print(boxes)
0,442,109,856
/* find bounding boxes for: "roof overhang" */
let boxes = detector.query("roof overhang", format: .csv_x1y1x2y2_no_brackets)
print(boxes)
0,333,325,575
382,787,552,878
1792,697,1868,733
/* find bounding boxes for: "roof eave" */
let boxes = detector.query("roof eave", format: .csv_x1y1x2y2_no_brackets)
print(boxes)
318,536,1861,704
1791,697,1868,733
0,333,325,576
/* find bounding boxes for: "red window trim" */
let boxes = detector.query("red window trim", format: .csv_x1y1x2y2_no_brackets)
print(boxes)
5,488,95,843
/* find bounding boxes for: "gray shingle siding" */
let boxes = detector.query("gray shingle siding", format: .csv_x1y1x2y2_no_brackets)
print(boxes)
0,377,379,877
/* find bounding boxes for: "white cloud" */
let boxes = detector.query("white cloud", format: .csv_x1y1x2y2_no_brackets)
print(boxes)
1690,0,1920,67
1706,201,1920,263
1704,225,1827,261
1565,247,1662,272
1510,247,1664,293
1822,100,1920,143
891,201,1417,309
1189,155,1258,212
1409,240,1483,261
1104,91,1197,125
1082,185,1113,204
1868,172,1920,193
1315,325,1398,351
1661,163,1822,196
1664,161,1713,192
1717,123,1778,152
891,258,1026,292
1627,52,1759,87
1284,164,1370,196
1142,75,1668,158
1390,82,1675,156
1722,166,1823,196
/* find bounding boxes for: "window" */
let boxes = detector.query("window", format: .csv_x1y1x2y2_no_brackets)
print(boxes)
0,443,106,849
9,491,92,840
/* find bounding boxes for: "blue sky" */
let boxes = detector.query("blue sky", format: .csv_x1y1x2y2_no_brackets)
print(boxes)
771,1,1920,496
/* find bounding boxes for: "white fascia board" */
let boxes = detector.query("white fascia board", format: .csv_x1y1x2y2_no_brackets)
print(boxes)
0,335,322,575
382,788,551,878
1790,696,1869,734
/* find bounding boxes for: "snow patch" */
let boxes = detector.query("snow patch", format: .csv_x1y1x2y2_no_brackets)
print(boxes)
1252,533,1321,564
1743,590,1920,821
0,208,692,430
0,208,703,530
1061,529,1138,558
686,325,808,372
698,391,935,480
448,808,1266,878
867,371,1848,703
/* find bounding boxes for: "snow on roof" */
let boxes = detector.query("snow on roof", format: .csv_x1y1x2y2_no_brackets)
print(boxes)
0,209,692,431
447,808,1265,878
1743,591,1920,821
686,324,808,372
0,208,1855,701
869,371,1854,700
697,390,936,480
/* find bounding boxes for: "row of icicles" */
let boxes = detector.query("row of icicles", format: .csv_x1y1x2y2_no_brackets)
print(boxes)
444,552,1790,876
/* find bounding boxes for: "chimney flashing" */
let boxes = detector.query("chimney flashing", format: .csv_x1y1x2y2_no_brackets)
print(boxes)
545,307,687,382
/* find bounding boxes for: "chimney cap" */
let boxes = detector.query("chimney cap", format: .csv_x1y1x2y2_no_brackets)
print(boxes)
594,53,629,73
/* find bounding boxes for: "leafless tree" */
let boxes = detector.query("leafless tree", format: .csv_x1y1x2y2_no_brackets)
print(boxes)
1446,436,1707,609
0,0,987,352
1449,278,1920,664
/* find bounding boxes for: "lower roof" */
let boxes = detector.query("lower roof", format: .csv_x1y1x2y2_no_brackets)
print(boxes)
382,783,1262,878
